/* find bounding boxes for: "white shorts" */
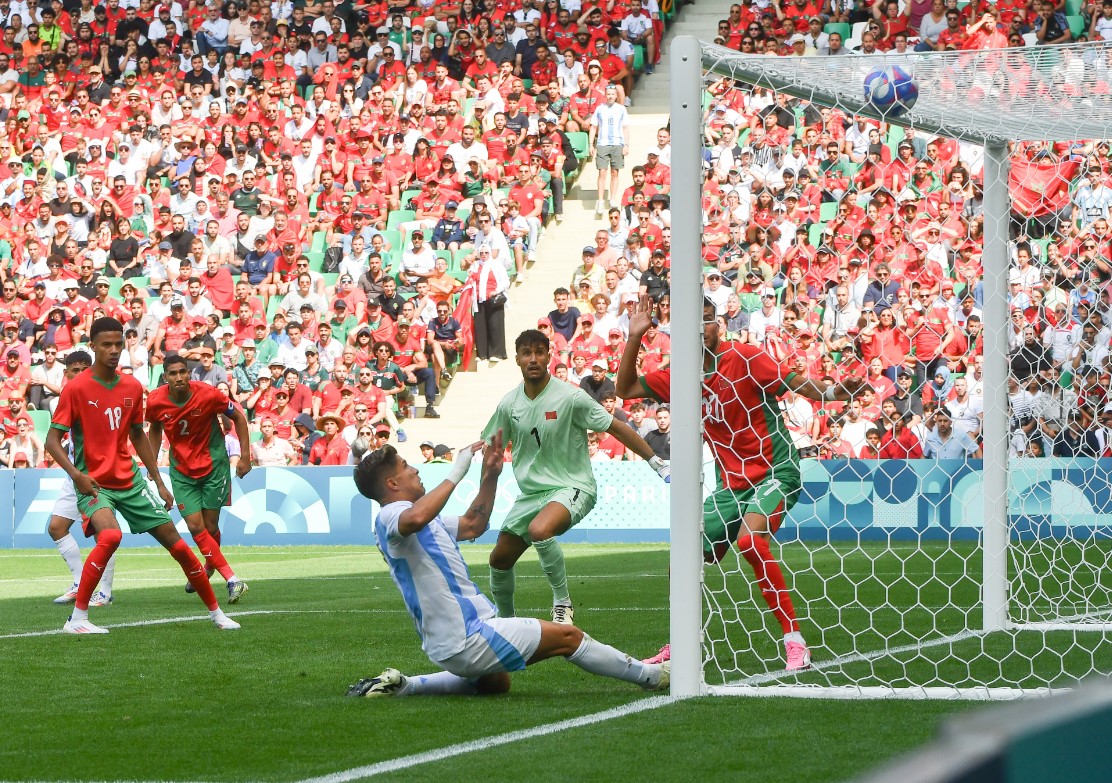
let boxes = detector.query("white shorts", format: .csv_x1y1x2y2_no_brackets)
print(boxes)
434,618,543,679
51,478,79,522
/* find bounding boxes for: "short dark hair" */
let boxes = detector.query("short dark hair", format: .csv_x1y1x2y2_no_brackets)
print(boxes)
64,350,92,368
515,328,550,354
553,287,570,297
90,317,124,340
353,445,399,502
162,353,189,373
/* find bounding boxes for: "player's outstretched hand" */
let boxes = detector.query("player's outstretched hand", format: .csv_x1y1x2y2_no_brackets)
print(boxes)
836,377,869,400
236,460,252,479
482,429,505,480
628,294,656,339
73,473,99,500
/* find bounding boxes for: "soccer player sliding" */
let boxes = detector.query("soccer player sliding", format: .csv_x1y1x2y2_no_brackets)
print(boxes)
615,296,863,671
45,317,240,634
146,354,253,603
346,431,670,697
481,329,669,626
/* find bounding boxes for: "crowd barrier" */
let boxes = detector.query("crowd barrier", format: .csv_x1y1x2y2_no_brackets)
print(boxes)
2,459,1109,548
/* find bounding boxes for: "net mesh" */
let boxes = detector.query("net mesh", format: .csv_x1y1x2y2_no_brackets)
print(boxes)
688,44,1112,697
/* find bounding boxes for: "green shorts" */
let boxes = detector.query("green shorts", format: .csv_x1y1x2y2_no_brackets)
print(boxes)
170,464,232,517
702,473,801,557
499,487,596,543
78,480,172,537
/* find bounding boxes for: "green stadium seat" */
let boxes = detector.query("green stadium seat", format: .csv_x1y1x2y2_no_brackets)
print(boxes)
386,209,415,232
308,192,319,217
30,409,50,439
1067,15,1085,37
824,22,850,39
819,202,838,222
1066,0,1084,16
568,132,589,160
809,223,826,247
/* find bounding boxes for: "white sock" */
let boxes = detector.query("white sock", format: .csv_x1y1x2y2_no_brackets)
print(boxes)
100,553,117,595
70,607,88,622
784,631,805,647
566,634,659,688
401,671,478,696
55,533,82,582
210,608,227,621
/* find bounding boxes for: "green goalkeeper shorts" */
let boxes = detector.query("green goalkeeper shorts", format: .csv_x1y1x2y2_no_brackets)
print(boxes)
78,480,172,536
702,472,801,557
499,487,596,543
169,464,232,518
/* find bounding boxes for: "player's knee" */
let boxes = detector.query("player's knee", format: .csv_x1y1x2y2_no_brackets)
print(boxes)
47,516,70,539
489,552,513,571
98,528,123,548
704,541,730,564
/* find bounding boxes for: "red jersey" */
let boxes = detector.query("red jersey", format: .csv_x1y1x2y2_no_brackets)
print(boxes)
51,369,145,490
640,341,798,490
146,381,234,479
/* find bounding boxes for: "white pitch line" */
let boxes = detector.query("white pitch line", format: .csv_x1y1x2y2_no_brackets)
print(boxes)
296,695,681,783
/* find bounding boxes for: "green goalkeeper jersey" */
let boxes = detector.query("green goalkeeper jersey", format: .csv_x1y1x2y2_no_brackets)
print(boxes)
482,378,614,497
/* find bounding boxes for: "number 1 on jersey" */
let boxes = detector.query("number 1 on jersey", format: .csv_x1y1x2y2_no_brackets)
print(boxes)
530,427,541,447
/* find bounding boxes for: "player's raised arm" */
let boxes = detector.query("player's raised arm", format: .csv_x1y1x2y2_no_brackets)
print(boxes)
396,442,482,536
457,429,504,541
129,423,174,510
615,294,657,399
605,418,669,480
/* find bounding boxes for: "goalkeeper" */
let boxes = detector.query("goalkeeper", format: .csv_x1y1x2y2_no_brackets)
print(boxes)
615,296,863,672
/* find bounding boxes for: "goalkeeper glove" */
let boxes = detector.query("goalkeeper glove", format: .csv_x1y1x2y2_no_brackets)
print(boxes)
648,455,670,483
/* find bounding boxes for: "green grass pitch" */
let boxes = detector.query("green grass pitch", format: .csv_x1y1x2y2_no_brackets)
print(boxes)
3,542,1103,783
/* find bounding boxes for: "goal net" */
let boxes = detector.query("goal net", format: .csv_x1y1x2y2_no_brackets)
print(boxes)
666,38,1112,700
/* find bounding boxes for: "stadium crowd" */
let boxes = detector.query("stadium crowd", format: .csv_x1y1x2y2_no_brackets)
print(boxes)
0,0,671,468
0,0,1108,471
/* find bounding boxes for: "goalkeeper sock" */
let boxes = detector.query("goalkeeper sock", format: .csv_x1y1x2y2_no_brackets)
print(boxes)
489,566,516,617
74,528,122,611
401,671,478,696
55,533,83,581
567,634,659,688
738,534,800,635
192,529,236,582
100,552,117,596
168,538,219,611
533,537,570,605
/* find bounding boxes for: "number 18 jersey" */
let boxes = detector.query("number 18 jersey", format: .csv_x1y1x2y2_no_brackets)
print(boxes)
482,378,613,497
50,369,144,490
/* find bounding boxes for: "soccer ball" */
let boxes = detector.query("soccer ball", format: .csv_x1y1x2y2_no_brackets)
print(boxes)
863,66,918,117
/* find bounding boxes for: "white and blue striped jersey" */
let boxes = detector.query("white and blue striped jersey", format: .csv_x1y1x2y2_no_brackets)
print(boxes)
374,501,497,661
591,102,629,147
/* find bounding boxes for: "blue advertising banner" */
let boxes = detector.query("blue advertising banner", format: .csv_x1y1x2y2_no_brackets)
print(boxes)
3,458,1111,548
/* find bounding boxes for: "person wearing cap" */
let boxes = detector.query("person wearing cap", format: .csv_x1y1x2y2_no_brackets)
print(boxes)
589,83,630,218
569,244,606,295
702,269,731,315
479,325,669,627
418,440,437,463
430,201,468,251
188,339,229,386
398,229,438,293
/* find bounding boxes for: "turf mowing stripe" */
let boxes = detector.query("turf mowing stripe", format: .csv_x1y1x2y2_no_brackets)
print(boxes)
296,695,681,783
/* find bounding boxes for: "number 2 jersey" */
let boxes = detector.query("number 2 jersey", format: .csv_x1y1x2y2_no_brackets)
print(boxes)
639,341,799,491
50,369,146,490
145,381,234,479
482,377,613,497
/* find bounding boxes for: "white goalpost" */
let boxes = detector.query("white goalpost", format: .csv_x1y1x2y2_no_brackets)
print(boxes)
669,37,1112,700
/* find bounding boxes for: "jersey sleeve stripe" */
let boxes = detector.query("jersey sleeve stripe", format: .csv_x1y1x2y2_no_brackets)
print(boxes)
49,423,70,432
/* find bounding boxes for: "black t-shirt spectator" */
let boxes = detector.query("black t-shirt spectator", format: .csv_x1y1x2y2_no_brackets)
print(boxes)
548,306,580,341
486,40,517,66
381,291,405,320
579,374,615,403
641,268,669,300
645,427,670,459
889,388,924,418
514,38,545,79
183,68,215,92
431,316,461,342
167,228,195,259
109,236,140,276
